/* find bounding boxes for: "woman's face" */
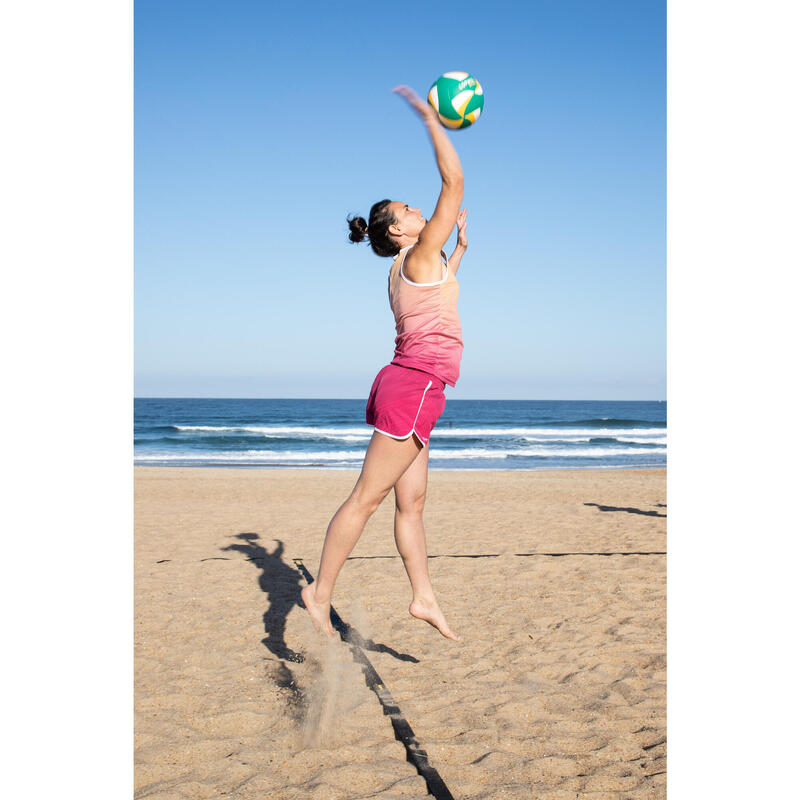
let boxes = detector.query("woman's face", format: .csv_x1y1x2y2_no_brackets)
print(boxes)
389,201,426,238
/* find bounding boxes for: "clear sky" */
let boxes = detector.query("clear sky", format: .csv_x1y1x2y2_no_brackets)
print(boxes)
135,0,665,400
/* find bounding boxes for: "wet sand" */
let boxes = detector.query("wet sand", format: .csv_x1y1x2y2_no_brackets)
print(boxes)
135,467,666,799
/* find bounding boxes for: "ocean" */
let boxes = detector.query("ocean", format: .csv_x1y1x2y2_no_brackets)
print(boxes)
134,398,666,470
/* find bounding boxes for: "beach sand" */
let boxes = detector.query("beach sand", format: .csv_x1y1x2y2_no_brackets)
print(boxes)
135,467,666,799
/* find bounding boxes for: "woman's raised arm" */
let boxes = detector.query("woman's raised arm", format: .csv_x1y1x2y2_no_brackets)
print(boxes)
393,86,464,281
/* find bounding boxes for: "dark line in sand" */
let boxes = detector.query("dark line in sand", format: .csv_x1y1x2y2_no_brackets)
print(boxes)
344,552,666,560
515,551,667,557
584,502,666,518
346,553,500,560
157,552,668,566
293,558,454,800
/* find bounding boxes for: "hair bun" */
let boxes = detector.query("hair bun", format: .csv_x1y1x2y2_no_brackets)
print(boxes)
347,214,369,244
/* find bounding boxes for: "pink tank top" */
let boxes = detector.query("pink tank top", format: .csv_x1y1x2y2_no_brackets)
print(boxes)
387,245,464,387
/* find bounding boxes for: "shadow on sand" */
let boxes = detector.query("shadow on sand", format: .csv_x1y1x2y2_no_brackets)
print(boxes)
584,502,666,518
222,533,419,665
222,533,306,663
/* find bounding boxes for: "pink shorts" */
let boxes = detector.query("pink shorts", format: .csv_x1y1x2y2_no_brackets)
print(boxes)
365,364,446,446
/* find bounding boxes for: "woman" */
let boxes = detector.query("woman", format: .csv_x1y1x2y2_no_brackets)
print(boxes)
301,85,468,642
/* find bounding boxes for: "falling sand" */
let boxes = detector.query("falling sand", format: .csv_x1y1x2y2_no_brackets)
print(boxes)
299,601,373,749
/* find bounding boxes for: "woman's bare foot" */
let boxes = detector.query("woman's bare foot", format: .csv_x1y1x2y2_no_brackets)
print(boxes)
301,584,335,638
409,597,461,641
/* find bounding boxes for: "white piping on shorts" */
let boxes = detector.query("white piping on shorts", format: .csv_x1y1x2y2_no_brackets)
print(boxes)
397,246,449,287
373,379,434,447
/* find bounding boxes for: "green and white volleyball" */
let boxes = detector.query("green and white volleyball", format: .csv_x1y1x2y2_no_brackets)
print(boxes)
427,71,484,129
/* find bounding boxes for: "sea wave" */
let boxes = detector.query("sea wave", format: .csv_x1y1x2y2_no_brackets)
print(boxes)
461,427,666,437
502,446,664,457
137,449,367,462
614,437,667,445
546,418,666,428
135,444,665,464
171,423,666,440
172,424,371,437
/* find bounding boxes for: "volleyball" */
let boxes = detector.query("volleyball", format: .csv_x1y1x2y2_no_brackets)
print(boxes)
427,72,484,129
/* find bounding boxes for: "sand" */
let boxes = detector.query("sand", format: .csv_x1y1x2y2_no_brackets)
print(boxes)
135,467,666,799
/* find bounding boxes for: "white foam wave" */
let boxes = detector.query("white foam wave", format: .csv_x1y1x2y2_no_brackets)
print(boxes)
136,443,666,464
434,446,664,458
138,449,367,462
173,423,666,440
439,426,666,438
502,446,664,457
174,424,372,438
431,448,508,459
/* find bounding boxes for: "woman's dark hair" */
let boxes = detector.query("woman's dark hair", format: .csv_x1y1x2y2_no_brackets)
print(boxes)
347,199,400,258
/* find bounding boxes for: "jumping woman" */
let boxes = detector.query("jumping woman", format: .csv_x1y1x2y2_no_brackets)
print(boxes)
301,85,467,642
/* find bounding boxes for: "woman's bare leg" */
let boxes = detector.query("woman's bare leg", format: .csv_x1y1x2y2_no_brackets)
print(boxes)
394,444,460,641
301,431,422,636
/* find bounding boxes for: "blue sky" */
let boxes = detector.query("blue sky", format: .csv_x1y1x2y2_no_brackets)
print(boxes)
135,0,665,400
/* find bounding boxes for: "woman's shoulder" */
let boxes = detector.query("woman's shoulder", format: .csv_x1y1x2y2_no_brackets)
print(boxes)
403,245,448,284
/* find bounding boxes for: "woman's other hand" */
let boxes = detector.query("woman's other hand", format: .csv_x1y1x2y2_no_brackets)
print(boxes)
456,208,468,248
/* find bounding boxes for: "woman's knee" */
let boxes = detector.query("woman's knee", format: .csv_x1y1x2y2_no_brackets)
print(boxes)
395,489,427,516
350,485,391,517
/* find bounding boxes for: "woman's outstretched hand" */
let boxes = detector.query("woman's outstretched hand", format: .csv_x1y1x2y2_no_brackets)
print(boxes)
456,208,468,247
393,85,439,125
